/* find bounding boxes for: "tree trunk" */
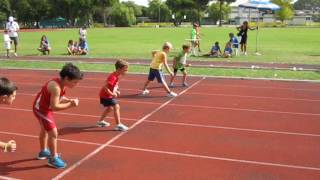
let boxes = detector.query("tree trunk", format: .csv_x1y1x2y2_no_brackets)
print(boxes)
219,1,223,27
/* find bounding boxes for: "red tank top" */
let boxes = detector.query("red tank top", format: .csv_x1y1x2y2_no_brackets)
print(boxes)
33,78,66,112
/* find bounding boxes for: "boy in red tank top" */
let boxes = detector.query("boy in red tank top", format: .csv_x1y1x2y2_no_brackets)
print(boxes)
33,63,83,169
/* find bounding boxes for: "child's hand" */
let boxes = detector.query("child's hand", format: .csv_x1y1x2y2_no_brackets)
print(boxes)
6,140,16,152
71,98,79,107
169,72,174,77
186,64,191,67
115,90,121,97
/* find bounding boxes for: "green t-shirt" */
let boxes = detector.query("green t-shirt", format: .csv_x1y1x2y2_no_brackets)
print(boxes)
191,28,197,40
174,51,187,69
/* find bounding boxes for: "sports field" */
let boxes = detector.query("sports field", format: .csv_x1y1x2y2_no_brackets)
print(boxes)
4,27,320,64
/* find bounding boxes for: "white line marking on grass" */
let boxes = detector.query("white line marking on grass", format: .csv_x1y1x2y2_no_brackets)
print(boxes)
108,145,320,171
0,131,102,146
0,176,21,180
52,77,206,180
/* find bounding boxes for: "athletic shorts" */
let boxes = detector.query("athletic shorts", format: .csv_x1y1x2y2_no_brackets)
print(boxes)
240,35,247,44
33,108,56,131
4,42,10,50
10,37,18,45
174,68,185,73
148,68,165,83
100,98,118,107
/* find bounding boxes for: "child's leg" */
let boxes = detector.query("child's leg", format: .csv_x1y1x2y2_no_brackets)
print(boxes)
142,80,151,91
182,70,187,84
6,49,9,57
99,106,112,122
113,104,121,124
39,125,48,151
169,72,177,85
161,81,171,93
47,127,58,157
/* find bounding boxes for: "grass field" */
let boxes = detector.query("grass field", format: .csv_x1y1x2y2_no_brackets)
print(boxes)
2,27,320,64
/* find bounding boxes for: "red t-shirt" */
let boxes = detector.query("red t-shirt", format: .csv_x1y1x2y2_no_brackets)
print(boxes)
99,72,119,99
33,78,66,112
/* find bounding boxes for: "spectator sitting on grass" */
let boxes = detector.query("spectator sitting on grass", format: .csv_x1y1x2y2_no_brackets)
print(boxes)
37,35,51,55
223,42,233,58
67,40,74,55
78,38,88,55
203,41,221,57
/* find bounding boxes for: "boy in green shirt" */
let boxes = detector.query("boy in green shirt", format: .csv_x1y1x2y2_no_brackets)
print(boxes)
169,44,191,87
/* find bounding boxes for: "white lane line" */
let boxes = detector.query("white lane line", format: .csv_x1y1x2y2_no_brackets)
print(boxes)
1,106,320,138
0,176,22,180
13,93,320,116
109,145,320,171
168,103,320,116
52,77,205,180
0,131,102,146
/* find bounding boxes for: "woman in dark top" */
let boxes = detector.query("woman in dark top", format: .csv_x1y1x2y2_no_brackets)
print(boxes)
237,21,258,55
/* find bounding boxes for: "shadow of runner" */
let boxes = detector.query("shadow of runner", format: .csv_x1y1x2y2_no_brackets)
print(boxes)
0,158,47,175
58,125,116,135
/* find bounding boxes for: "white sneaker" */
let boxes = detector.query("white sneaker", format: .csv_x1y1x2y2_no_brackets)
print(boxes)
13,53,18,57
141,89,150,95
182,83,189,87
167,91,177,97
169,83,174,88
114,123,129,131
244,52,247,55
97,120,110,127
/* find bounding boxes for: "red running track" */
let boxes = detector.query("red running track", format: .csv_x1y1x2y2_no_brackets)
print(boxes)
0,69,320,180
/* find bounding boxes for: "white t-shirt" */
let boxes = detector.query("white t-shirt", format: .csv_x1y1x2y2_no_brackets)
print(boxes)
6,21,19,37
79,28,87,39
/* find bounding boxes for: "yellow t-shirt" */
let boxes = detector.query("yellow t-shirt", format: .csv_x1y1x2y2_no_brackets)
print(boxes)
150,51,166,70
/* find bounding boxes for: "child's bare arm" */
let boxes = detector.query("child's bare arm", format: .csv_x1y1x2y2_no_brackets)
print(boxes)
163,56,173,76
103,84,118,98
48,81,78,111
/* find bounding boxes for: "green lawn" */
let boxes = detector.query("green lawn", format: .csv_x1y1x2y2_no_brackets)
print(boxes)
1,60,320,80
3,27,320,64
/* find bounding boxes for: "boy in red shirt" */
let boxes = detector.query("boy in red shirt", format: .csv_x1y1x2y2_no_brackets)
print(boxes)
97,60,129,131
33,63,83,169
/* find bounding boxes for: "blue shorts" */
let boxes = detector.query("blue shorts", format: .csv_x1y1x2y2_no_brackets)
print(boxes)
100,98,118,107
148,68,165,83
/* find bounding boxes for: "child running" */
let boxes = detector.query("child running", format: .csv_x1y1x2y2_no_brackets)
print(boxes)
97,59,129,131
169,44,191,87
33,63,83,169
141,42,177,97
0,77,17,153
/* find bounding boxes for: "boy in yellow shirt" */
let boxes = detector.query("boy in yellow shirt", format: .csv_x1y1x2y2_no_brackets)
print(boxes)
141,42,177,97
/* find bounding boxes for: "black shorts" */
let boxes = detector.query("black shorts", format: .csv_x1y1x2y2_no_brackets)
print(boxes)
174,68,185,73
100,98,118,107
240,35,247,45
148,68,165,83
10,37,18,46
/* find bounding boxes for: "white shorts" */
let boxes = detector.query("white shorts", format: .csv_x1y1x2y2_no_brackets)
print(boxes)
4,41,10,50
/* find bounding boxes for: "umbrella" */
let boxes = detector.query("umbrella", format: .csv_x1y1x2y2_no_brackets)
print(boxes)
239,0,280,55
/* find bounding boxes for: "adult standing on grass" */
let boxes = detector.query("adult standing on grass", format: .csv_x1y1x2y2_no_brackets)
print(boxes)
5,16,19,57
236,21,257,55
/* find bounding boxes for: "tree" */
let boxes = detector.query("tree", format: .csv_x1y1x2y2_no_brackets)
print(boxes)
93,0,118,26
294,0,320,10
111,3,136,26
122,1,142,17
0,0,10,23
148,0,171,22
216,0,236,26
193,0,210,24
272,0,294,23
166,0,194,25
207,2,231,24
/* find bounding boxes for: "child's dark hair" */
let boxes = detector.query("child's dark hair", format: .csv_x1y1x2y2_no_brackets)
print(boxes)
115,59,129,70
59,63,83,80
182,44,190,50
0,77,17,96
215,41,219,45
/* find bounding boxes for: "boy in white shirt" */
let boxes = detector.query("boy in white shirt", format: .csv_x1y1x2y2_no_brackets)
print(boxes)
5,16,19,56
3,30,11,58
